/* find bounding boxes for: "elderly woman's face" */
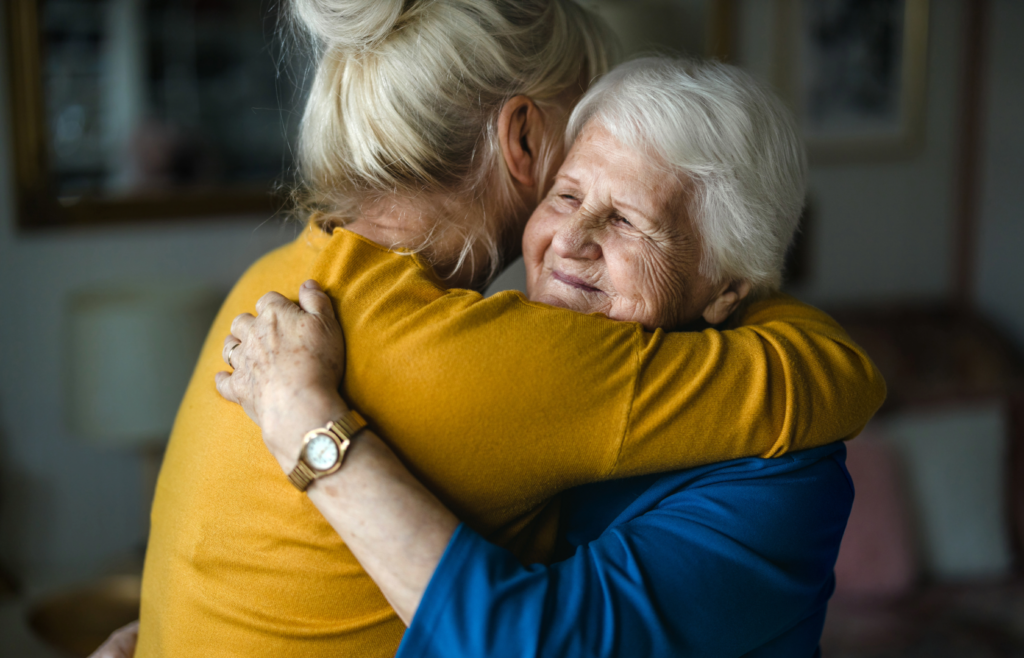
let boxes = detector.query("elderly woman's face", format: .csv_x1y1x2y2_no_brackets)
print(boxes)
523,122,732,330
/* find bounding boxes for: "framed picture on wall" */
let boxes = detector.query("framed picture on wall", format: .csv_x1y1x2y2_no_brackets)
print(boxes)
773,0,930,163
4,0,304,229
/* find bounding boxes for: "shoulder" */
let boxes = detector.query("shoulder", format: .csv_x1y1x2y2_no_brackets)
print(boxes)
628,444,853,545
649,443,850,493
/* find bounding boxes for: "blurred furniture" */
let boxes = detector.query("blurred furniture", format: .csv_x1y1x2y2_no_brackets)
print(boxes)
0,566,16,600
24,284,220,656
830,304,1024,415
822,303,1024,657
0,599,67,658
67,284,221,449
27,576,140,658
67,283,221,529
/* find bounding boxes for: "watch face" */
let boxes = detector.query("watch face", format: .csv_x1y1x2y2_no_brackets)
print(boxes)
305,434,339,471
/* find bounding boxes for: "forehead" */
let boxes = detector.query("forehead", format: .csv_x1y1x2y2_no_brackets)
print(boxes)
559,123,686,215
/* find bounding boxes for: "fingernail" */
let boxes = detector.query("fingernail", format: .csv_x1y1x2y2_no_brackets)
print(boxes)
302,280,322,291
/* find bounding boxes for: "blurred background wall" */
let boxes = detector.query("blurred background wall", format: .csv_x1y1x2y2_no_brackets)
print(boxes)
0,3,297,585
0,0,1022,654
974,0,1024,349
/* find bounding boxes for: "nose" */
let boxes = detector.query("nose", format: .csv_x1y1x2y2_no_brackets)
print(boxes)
551,212,602,261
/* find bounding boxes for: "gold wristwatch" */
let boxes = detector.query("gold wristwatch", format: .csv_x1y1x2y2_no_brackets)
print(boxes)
287,410,367,491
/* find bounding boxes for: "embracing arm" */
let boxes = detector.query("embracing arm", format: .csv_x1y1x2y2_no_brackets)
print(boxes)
311,230,885,496
216,283,454,624
215,283,855,639
273,401,453,625
398,448,854,658
269,393,456,625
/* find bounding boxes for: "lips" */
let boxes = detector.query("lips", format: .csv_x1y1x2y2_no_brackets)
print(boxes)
552,270,601,293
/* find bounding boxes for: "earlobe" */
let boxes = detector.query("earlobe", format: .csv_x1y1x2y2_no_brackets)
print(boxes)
498,95,542,188
702,280,752,325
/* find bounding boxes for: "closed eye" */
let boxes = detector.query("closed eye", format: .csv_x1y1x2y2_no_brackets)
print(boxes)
556,193,582,210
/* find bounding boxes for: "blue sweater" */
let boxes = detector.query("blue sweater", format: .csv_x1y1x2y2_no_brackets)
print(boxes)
397,443,853,657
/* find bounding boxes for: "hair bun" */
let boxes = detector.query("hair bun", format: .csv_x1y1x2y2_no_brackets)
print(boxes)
292,0,409,50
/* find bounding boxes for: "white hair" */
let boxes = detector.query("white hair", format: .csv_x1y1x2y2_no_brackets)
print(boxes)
567,57,807,294
291,0,612,283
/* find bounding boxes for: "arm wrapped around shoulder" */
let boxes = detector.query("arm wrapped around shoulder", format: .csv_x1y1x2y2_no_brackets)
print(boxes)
313,231,885,500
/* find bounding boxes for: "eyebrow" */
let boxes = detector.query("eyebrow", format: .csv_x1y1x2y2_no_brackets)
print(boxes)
554,173,582,187
612,197,653,222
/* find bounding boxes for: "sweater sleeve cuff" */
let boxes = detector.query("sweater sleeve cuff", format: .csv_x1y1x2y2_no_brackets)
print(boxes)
396,522,481,658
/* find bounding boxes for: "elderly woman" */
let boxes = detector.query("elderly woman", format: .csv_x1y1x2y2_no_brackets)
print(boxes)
200,58,868,657
131,2,883,656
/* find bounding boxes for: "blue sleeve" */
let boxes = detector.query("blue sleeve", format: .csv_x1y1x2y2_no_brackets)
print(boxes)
397,451,853,658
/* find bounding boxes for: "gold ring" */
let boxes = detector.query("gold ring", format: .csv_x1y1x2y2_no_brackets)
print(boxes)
226,342,240,369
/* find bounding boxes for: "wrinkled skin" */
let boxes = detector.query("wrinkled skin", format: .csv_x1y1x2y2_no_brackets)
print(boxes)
524,122,742,330
216,281,347,471
217,122,751,461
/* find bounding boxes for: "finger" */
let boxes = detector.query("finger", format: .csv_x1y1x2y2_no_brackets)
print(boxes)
298,281,334,317
301,279,322,291
88,620,139,658
215,371,240,404
222,335,241,367
113,620,139,655
255,291,293,315
230,313,255,340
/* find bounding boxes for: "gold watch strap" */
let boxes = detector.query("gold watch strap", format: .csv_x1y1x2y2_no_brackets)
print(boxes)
287,410,367,491
287,460,319,491
331,409,367,442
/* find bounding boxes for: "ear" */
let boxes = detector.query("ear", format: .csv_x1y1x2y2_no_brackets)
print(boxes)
701,280,752,325
497,95,544,189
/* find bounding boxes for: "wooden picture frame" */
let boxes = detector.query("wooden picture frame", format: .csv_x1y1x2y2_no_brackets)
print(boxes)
4,0,285,230
772,0,930,163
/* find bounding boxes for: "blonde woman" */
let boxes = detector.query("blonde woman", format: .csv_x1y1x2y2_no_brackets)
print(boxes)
133,3,883,657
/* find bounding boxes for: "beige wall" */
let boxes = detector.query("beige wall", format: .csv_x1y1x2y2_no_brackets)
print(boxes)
737,0,964,304
0,9,293,578
975,0,1024,349
734,0,1024,350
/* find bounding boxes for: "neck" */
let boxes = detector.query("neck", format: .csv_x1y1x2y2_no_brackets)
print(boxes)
342,195,491,291
344,200,427,253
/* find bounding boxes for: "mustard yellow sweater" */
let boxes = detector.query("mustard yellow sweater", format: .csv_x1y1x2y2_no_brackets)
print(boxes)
138,227,885,657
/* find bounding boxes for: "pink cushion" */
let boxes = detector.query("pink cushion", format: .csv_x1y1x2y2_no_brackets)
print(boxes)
833,432,917,600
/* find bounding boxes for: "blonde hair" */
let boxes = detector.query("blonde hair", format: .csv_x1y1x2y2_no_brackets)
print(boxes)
567,58,807,295
291,0,611,284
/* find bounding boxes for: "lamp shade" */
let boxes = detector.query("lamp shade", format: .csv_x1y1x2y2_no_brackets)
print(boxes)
66,284,222,448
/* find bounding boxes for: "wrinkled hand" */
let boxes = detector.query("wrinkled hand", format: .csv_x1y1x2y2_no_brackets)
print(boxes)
216,280,348,470
88,620,138,658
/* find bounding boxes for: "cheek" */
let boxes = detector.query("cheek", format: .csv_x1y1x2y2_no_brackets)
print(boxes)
525,206,564,257
522,212,554,287
624,245,695,326
521,220,543,263
604,247,635,293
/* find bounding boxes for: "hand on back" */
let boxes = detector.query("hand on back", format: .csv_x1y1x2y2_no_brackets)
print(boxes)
216,280,349,470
